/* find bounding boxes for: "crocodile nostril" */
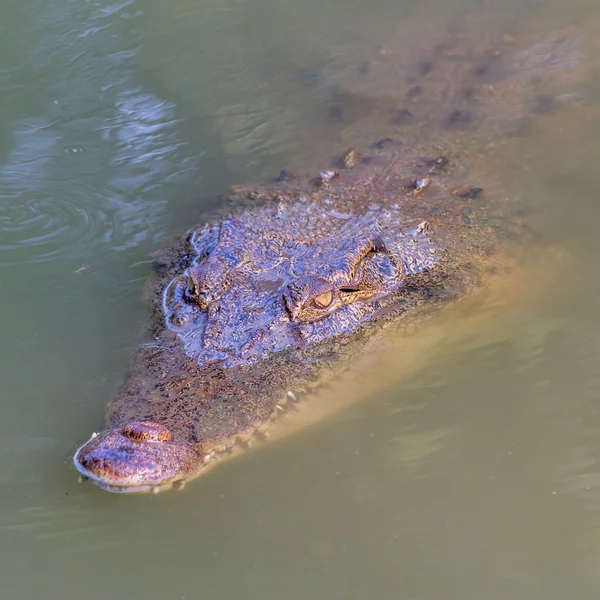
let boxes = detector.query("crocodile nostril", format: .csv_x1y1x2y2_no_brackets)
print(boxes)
122,421,172,442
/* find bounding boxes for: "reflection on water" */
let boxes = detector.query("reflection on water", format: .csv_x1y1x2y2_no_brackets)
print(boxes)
3,0,600,598
0,96,175,266
0,0,206,268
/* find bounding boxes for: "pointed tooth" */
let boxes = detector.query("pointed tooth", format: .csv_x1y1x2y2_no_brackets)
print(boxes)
287,391,298,402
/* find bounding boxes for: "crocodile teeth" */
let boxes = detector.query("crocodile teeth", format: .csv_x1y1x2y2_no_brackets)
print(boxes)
287,391,298,402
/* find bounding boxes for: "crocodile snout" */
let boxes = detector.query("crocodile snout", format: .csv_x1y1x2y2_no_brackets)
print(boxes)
74,421,200,493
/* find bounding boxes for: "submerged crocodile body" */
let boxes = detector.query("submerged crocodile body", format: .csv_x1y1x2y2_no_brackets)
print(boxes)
73,8,585,493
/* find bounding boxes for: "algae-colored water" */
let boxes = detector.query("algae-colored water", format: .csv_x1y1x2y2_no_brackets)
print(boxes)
3,0,600,597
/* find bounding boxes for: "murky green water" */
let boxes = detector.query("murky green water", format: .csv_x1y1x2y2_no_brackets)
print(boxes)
3,0,600,597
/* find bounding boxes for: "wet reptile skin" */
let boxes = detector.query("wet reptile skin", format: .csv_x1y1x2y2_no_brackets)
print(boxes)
73,9,586,493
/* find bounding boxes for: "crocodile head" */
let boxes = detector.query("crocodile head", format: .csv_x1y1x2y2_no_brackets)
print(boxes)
74,199,440,492
163,204,438,367
72,0,585,492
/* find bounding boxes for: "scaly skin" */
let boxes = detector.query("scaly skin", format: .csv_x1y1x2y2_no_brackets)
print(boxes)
73,9,585,493
73,143,518,492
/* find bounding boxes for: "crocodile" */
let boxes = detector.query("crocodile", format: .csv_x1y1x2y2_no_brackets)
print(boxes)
73,8,586,493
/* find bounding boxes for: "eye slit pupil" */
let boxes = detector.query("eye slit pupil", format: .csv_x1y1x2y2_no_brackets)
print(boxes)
339,287,358,293
312,290,333,309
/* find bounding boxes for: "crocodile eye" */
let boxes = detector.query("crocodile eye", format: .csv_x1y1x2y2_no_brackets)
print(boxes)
312,290,333,308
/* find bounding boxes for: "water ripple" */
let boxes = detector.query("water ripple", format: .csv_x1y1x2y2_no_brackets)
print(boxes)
0,87,189,266
0,0,198,268
0,119,110,265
